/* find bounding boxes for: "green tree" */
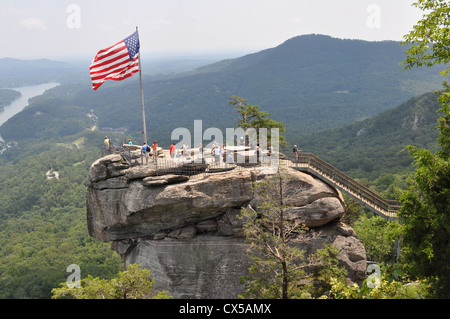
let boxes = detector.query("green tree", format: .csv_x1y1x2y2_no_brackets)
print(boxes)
326,263,431,299
400,0,450,298
229,95,288,147
238,169,310,299
310,244,348,298
402,0,450,76
353,215,402,263
51,264,172,299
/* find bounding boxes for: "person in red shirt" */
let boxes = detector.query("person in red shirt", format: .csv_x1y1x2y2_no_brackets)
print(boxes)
170,143,176,159
152,140,158,162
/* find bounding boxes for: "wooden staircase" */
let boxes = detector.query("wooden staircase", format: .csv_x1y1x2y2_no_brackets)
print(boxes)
288,153,400,220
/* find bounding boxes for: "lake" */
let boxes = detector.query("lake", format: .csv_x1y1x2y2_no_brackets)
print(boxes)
0,82,59,141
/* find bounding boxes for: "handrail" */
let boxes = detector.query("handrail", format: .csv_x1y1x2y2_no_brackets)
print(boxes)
104,143,400,219
288,152,400,219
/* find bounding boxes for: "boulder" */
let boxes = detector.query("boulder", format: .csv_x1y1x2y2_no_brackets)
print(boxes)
87,166,254,241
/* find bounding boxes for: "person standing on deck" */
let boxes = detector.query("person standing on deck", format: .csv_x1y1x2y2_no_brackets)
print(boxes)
151,141,158,162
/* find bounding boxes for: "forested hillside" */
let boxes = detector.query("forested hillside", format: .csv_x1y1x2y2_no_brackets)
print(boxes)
0,89,21,110
0,131,123,298
299,91,442,196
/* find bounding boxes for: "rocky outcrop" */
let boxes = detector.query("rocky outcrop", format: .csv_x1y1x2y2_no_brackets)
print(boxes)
86,155,367,298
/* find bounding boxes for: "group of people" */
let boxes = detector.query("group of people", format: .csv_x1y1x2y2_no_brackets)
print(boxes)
169,142,196,161
141,140,159,164
104,136,302,165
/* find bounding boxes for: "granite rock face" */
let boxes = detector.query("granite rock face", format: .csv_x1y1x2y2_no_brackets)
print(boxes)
86,155,367,298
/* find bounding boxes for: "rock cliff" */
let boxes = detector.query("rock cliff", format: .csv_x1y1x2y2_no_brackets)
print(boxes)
86,154,367,298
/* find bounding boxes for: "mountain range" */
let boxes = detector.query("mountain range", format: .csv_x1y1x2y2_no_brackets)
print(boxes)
85,34,445,142
0,34,446,149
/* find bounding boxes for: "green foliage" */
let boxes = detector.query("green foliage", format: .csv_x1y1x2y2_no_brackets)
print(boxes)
398,110,450,297
0,95,91,141
0,132,123,298
352,215,402,263
326,263,431,299
51,264,172,299
0,89,21,109
228,95,288,147
400,2,450,296
238,169,310,299
402,0,450,76
309,244,348,297
299,91,442,181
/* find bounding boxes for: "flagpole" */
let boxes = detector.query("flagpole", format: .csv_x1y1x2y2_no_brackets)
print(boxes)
137,26,148,146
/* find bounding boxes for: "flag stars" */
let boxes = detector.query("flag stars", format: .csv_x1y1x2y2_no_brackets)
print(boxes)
124,31,140,60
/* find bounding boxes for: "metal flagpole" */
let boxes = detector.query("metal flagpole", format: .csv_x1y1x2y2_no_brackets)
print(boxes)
137,26,148,146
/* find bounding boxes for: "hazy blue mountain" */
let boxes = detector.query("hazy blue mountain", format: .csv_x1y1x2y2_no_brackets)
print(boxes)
0,34,446,146
0,58,83,87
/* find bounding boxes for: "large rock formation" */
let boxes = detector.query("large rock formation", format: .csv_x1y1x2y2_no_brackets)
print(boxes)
86,154,367,298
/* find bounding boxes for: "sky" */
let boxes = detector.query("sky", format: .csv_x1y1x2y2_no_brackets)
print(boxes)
0,0,424,61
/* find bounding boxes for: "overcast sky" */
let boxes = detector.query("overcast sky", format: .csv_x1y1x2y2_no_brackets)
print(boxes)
1,0,424,60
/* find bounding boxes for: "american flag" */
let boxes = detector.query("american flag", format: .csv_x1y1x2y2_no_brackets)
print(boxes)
90,31,140,91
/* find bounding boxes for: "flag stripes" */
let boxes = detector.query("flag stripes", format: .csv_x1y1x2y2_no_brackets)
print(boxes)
90,31,140,91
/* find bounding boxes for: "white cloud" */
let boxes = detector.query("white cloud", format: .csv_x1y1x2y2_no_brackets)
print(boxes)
20,17,48,31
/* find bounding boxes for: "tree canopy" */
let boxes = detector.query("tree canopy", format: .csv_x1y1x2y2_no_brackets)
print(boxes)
402,0,450,76
400,0,450,298
51,263,172,299
228,95,288,147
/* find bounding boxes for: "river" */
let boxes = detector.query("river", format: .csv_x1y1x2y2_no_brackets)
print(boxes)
0,82,59,142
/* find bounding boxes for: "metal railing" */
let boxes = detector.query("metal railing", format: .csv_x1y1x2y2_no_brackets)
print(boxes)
102,143,400,219
289,152,400,219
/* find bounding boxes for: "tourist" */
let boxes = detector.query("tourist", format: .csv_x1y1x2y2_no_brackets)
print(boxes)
141,143,150,164
197,143,203,161
293,145,301,163
182,142,188,160
152,140,158,162
127,139,132,145
170,143,176,159
226,152,234,164
213,145,222,163
104,136,110,153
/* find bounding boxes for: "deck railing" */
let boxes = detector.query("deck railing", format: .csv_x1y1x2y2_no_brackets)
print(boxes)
103,143,400,219
290,152,400,219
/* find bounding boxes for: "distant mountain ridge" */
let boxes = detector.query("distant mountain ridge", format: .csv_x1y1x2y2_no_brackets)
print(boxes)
79,34,445,143
0,58,78,87
0,34,446,146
